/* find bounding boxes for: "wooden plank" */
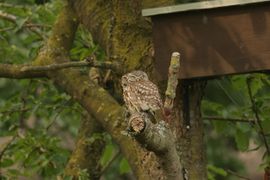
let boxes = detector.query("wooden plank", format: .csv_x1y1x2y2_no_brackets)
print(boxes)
142,0,270,16
153,2,270,79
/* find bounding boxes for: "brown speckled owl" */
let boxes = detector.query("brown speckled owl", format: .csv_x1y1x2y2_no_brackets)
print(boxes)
121,70,164,117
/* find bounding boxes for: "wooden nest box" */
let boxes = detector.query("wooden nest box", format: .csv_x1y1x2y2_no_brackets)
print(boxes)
142,0,270,79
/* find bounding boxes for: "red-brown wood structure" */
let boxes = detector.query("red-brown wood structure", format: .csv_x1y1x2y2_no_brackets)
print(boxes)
143,0,270,79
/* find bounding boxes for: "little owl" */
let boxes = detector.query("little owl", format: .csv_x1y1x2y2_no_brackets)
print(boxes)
121,70,164,120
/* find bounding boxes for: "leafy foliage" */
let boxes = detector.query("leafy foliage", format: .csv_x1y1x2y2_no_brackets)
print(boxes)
203,74,270,179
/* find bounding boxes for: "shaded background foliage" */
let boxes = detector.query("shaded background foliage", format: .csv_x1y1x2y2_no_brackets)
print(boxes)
0,0,269,179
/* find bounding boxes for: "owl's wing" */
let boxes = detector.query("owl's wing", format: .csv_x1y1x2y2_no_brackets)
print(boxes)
136,81,163,111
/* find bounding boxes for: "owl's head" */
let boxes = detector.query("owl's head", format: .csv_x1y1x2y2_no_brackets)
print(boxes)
121,70,149,87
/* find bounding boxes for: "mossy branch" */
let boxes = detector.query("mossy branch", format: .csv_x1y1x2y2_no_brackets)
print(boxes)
0,60,121,79
22,60,122,73
0,64,47,79
165,52,180,111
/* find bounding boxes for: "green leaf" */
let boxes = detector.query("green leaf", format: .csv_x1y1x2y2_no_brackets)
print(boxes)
7,169,21,176
250,78,264,96
207,165,227,176
212,121,228,134
0,158,14,168
100,144,114,166
235,129,249,151
15,18,29,32
207,172,216,180
119,158,131,174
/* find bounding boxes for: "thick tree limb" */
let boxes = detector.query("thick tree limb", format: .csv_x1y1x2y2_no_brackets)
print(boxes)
133,115,182,180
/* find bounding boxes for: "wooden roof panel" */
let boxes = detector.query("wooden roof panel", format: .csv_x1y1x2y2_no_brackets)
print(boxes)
152,2,270,79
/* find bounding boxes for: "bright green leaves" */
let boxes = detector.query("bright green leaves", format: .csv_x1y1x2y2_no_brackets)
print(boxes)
204,73,270,178
70,26,105,61
0,158,14,168
207,165,227,180
99,136,132,178
0,78,83,179
119,158,131,174
0,0,61,64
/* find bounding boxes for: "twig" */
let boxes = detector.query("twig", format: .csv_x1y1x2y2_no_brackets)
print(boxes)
45,100,74,131
22,23,51,29
0,10,16,23
103,70,111,84
0,26,14,32
246,78,270,156
0,10,50,39
203,116,256,123
0,3,28,9
164,52,180,124
164,52,180,111
26,27,46,40
226,169,251,180
0,108,29,116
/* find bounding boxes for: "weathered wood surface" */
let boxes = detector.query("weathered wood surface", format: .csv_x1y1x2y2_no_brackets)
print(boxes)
152,2,270,79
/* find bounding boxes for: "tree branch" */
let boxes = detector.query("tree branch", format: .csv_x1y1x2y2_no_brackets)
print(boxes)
164,52,181,118
0,10,49,39
0,60,121,79
21,59,122,73
226,169,251,180
0,10,16,23
0,64,47,79
0,3,28,9
203,116,256,123
128,113,183,179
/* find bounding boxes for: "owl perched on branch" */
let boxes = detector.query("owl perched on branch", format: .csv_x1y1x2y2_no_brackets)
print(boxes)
121,70,165,122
